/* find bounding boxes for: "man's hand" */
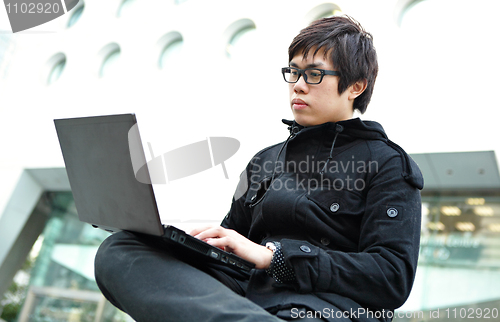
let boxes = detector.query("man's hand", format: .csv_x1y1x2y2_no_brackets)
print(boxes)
189,225,272,270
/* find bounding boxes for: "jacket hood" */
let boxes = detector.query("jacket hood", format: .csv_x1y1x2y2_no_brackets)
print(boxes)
282,118,424,190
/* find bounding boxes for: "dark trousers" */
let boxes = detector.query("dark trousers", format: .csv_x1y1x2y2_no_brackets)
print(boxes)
94,231,325,322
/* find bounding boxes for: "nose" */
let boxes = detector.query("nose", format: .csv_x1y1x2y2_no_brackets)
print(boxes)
293,73,309,94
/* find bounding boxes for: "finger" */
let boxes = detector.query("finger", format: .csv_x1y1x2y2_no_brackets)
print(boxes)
189,225,218,237
193,226,226,241
205,236,232,250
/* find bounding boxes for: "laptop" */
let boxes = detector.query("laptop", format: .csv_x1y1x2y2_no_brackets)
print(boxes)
54,113,254,273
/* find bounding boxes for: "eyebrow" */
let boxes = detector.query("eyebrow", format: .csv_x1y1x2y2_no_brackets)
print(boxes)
289,61,326,68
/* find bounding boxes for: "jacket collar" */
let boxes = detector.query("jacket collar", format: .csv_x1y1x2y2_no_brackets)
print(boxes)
282,117,387,141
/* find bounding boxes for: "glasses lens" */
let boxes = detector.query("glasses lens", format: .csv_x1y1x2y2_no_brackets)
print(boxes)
305,69,322,84
283,67,299,83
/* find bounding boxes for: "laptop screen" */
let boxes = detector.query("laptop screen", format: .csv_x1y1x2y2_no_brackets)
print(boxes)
54,114,164,236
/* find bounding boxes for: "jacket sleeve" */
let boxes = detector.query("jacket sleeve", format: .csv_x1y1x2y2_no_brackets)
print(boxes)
280,154,422,310
221,144,280,238
220,165,254,237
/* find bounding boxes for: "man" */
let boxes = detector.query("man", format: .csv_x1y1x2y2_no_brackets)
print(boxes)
95,15,423,321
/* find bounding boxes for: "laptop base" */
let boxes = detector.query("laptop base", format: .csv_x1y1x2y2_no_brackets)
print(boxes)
162,225,255,273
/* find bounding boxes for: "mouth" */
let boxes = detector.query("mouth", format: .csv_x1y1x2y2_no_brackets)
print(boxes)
291,98,308,110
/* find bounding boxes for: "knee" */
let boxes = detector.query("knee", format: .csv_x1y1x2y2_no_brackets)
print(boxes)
94,231,138,282
95,230,170,280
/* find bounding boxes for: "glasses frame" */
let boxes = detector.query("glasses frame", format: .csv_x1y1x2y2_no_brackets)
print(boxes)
281,67,341,85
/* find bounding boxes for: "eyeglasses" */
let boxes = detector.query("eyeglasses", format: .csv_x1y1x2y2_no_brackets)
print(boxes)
281,67,341,85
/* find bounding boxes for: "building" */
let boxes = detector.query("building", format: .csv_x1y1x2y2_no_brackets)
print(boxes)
1,0,500,321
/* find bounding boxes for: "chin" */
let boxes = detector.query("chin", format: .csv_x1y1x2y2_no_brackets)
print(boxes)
294,118,317,127
293,112,330,127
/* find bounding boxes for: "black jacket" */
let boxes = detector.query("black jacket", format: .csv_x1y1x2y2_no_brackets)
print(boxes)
221,118,423,322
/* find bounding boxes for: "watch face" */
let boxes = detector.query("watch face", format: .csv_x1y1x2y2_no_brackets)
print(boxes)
266,242,277,251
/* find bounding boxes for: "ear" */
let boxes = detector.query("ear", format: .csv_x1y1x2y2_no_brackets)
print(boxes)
348,79,367,100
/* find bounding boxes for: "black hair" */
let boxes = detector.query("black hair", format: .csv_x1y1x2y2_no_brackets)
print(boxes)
288,15,378,114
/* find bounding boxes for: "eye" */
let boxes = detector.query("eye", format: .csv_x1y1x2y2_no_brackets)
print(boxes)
309,70,322,77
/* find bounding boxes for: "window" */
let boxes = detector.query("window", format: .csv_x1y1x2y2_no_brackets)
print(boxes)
316,9,342,19
67,2,84,28
398,0,429,28
46,53,66,85
223,19,257,58
157,32,183,70
303,3,342,25
97,43,121,78
117,0,136,18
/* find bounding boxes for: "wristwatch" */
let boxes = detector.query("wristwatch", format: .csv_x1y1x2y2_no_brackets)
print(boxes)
266,241,278,252
265,241,279,275
265,241,297,283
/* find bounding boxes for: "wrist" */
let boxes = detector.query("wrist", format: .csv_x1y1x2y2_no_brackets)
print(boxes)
258,244,273,269
265,241,280,275
265,241,297,284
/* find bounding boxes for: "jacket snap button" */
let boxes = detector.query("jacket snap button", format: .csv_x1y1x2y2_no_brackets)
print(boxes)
330,203,340,213
387,208,398,218
300,245,311,253
321,238,330,246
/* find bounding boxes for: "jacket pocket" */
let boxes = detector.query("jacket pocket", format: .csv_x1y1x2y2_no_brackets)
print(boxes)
305,188,364,217
303,188,364,251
